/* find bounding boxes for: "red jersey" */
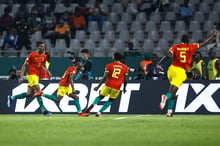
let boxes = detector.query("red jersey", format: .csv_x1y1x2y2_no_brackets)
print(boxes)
170,43,199,71
59,66,77,87
25,51,47,76
105,62,128,90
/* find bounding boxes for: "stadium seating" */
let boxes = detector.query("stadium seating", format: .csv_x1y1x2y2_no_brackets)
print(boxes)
0,0,219,57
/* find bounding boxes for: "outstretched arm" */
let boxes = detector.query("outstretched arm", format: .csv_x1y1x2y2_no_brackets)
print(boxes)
94,72,108,91
157,52,172,71
199,27,217,48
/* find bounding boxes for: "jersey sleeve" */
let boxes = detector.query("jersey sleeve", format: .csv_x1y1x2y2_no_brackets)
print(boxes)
105,64,110,73
25,53,32,64
169,46,175,54
125,65,128,75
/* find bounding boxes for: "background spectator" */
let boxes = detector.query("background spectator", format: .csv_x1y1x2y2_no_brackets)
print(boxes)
76,49,93,80
51,19,70,48
1,27,18,56
69,7,86,38
191,51,206,79
146,53,164,80
27,11,42,34
189,68,205,80
215,61,220,80
88,0,106,29
8,66,18,80
0,7,14,34
178,0,192,25
124,42,141,57
136,52,152,80
15,2,30,22
42,7,56,38
31,0,45,18
15,17,32,57
207,48,219,80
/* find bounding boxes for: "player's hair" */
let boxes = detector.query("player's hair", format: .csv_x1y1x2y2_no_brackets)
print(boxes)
81,49,89,54
181,35,189,44
114,52,122,61
73,57,81,65
36,41,44,47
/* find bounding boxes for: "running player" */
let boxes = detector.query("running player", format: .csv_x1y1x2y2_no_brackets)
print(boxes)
42,55,89,117
84,52,128,117
157,27,217,117
7,41,52,116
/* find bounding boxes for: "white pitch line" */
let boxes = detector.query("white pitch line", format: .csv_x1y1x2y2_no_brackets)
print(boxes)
114,117,128,120
135,115,152,117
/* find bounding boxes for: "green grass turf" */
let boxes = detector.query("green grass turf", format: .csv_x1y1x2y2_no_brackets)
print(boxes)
0,114,220,146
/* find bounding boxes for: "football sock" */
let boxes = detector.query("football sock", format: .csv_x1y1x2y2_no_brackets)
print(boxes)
36,96,45,111
93,96,102,105
85,104,94,113
43,94,57,102
166,93,172,100
12,92,27,100
99,101,112,113
168,99,175,111
74,99,82,113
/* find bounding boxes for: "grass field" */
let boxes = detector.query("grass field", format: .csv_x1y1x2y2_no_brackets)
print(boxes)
0,114,220,146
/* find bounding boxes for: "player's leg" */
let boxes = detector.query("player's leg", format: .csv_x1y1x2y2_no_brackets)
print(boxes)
43,85,64,103
96,88,119,117
30,74,52,116
167,96,176,117
85,95,105,113
84,86,109,113
42,94,57,102
7,85,34,108
160,65,185,110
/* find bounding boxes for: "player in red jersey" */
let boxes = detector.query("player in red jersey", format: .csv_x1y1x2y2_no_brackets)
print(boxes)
157,27,217,117
7,41,52,116
84,52,128,117
42,55,89,117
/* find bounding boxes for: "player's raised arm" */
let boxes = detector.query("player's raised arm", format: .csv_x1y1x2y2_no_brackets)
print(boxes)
157,51,172,71
199,26,217,48
94,72,108,91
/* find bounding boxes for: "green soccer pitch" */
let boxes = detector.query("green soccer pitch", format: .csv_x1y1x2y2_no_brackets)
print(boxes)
0,114,220,146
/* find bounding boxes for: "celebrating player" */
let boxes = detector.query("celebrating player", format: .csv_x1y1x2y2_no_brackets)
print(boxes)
157,27,217,117
42,54,89,117
7,41,52,116
84,52,128,117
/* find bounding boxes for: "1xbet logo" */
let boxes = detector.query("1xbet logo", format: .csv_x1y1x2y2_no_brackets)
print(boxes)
175,83,220,112
13,83,140,113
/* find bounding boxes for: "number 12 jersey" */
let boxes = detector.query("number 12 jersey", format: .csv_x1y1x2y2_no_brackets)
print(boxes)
104,61,128,90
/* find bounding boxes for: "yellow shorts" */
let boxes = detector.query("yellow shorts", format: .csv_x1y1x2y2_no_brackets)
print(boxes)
27,75,39,87
167,65,187,88
100,85,120,99
57,85,72,97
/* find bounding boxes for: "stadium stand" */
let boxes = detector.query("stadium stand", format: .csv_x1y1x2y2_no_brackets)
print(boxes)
0,0,219,57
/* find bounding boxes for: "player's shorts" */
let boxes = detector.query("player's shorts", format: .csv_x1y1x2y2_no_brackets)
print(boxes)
27,75,39,87
57,85,72,97
100,85,120,99
167,65,187,88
